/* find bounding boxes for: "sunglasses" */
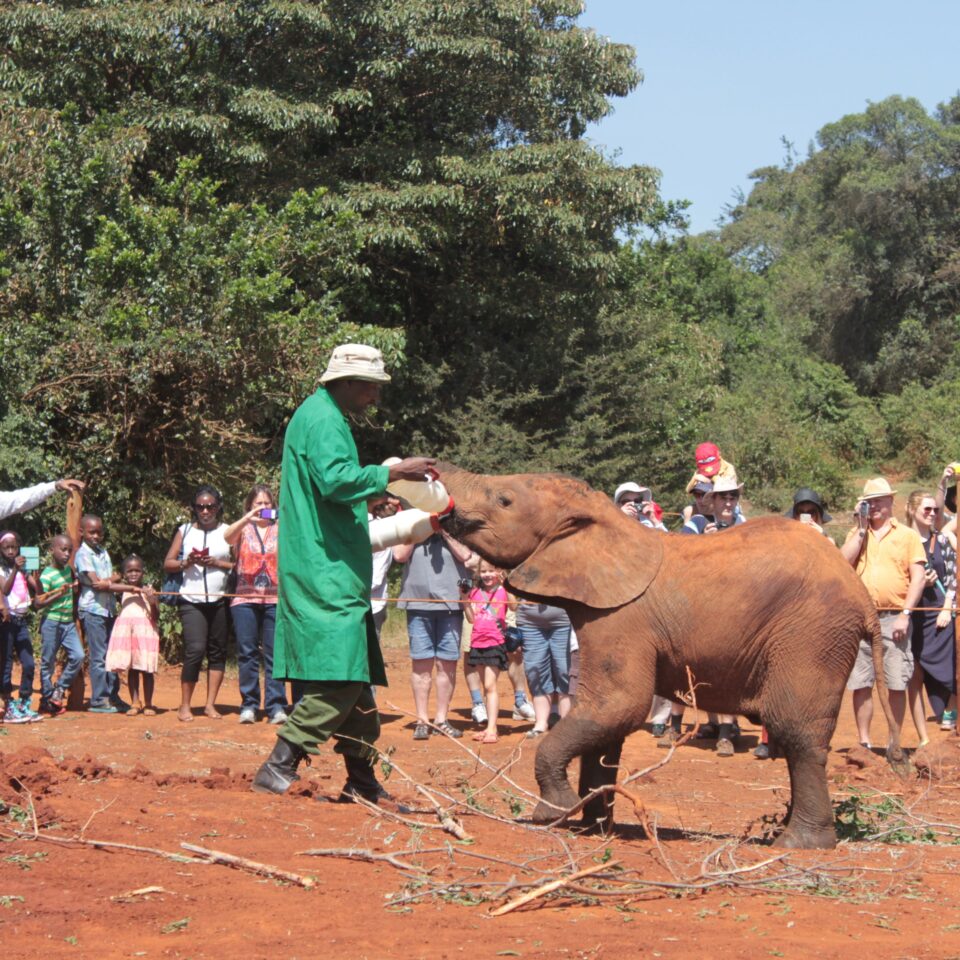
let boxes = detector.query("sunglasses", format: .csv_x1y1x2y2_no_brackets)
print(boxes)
194,503,218,512
920,506,937,514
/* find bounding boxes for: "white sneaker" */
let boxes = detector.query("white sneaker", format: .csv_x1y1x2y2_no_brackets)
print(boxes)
269,710,289,725
512,700,535,721
239,707,257,724
470,701,488,725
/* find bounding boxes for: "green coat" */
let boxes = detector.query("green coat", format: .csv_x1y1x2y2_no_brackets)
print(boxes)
273,387,389,684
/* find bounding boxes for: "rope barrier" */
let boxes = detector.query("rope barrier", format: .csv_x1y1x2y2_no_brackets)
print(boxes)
148,589,959,614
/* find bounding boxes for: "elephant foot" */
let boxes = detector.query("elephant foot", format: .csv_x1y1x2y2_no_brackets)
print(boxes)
530,786,581,824
772,823,837,850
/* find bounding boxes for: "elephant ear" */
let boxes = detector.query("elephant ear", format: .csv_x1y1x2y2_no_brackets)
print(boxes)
506,514,664,610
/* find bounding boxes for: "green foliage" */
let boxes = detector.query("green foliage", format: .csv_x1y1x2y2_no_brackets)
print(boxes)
723,95,960,398
834,789,939,844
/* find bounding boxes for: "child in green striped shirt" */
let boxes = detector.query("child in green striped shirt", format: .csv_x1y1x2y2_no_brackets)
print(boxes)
36,535,83,716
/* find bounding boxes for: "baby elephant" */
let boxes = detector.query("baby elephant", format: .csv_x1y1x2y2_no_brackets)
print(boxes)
438,464,899,849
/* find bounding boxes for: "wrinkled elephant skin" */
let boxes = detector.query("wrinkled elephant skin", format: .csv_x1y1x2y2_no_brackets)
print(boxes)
438,464,896,850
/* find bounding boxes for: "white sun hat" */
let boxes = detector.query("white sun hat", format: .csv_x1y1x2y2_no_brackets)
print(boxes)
319,343,392,384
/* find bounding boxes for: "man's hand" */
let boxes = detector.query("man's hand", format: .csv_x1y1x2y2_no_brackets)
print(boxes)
891,613,910,642
55,478,85,494
387,457,437,483
620,502,640,519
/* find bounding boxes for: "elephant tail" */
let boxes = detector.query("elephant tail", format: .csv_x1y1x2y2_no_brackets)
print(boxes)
867,608,907,771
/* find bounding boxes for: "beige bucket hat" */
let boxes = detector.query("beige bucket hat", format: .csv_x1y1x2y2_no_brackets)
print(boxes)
319,343,392,384
860,477,896,500
710,473,744,495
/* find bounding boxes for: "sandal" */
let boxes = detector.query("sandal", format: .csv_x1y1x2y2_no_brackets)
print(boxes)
431,720,463,739
126,705,142,717
142,708,157,717
526,728,546,739
472,731,499,743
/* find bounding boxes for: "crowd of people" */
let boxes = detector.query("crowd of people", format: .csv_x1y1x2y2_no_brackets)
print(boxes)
0,346,957,805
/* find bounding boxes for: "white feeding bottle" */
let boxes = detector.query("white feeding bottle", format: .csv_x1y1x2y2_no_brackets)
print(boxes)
369,509,439,552
382,458,454,515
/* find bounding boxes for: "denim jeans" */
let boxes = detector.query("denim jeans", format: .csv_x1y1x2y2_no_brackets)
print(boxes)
1,616,35,701
230,603,287,715
406,611,463,662
40,618,85,700
520,622,572,697
81,612,118,705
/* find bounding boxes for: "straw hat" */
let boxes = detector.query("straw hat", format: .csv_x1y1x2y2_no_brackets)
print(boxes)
319,344,391,384
709,474,744,495
859,477,896,501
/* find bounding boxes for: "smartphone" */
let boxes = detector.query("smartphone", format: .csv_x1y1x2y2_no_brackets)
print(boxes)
259,509,278,520
20,546,40,572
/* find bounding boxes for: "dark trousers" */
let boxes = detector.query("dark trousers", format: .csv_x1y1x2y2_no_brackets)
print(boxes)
1,616,35,701
179,601,228,683
231,603,287,714
280,681,380,761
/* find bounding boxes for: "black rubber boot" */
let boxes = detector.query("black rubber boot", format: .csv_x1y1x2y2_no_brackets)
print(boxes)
251,737,306,795
336,755,409,812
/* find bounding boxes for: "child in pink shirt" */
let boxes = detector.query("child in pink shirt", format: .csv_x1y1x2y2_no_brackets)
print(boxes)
462,560,514,743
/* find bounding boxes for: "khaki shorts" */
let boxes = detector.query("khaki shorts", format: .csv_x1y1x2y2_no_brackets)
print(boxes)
846,613,914,692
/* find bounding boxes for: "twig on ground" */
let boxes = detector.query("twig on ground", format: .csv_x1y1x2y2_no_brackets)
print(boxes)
296,846,433,873
181,843,316,888
79,797,117,838
490,861,618,916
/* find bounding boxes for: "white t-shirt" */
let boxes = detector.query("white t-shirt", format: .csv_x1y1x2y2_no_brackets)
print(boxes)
179,523,231,604
368,513,393,615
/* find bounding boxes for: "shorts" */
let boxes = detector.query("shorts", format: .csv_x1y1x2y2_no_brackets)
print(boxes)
846,613,914,692
520,621,572,697
467,645,508,671
407,610,463,662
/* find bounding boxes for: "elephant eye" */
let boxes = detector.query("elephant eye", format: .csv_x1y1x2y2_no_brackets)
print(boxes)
496,493,513,508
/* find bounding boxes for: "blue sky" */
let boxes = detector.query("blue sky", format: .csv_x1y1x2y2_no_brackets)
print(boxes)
579,1,960,233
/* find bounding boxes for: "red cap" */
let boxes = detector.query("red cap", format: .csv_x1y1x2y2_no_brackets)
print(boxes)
695,442,722,478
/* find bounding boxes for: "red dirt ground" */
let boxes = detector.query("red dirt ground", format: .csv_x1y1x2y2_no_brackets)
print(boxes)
2,649,960,960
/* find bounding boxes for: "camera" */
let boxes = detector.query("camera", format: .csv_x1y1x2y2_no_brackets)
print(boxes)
858,501,869,518
457,578,476,591
259,508,278,520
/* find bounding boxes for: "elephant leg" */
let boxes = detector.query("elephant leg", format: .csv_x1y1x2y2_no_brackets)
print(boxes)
770,734,836,850
577,738,624,833
530,716,631,824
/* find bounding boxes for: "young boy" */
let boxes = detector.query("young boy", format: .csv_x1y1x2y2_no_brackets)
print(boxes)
75,514,126,713
36,535,83,716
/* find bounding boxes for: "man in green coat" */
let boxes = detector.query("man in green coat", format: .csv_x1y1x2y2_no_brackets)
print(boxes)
252,344,435,803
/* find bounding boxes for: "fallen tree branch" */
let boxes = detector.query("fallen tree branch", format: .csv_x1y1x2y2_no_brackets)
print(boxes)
489,861,617,916
296,847,432,873
180,843,316,888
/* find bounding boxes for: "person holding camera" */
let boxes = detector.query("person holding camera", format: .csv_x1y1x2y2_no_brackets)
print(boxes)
614,482,667,532
461,560,515,744
223,484,287,725
841,477,926,749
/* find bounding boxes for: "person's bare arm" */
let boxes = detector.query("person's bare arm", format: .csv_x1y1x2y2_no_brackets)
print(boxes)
223,508,260,546
440,530,474,566
891,562,927,643
392,542,415,564
163,527,189,574
840,511,868,567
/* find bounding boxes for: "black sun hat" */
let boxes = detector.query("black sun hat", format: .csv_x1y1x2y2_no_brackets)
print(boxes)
783,487,832,524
